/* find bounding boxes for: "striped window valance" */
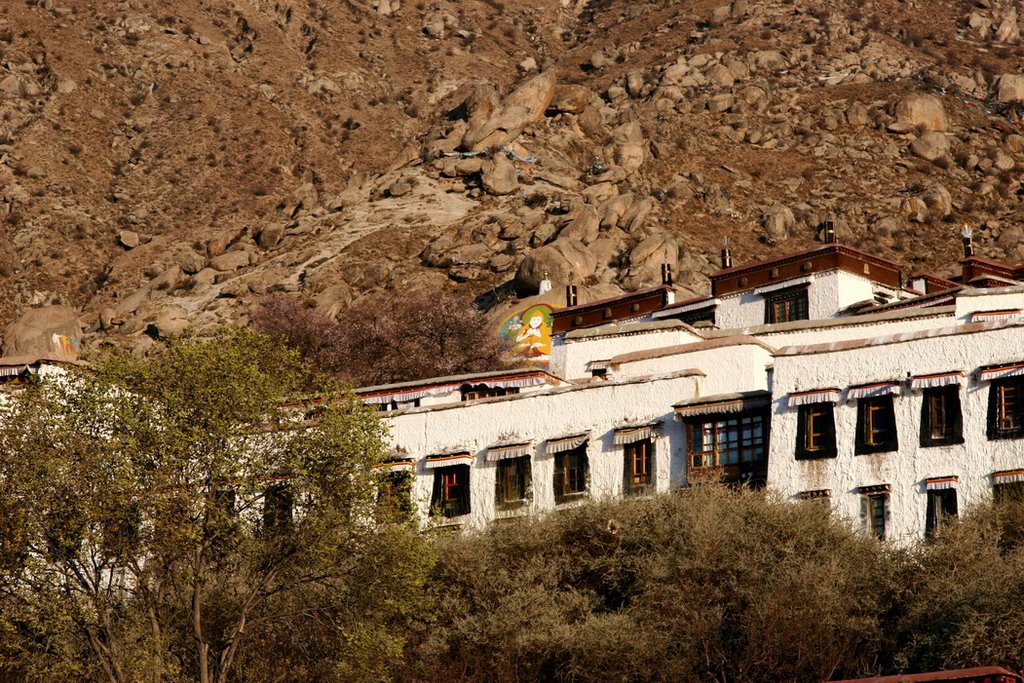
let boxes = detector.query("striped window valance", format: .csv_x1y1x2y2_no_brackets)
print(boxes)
846,382,899,400
799,489,831,500
754,275,813,296
674,391,771,417
857,483,891,494
925,476,958,491
376,458,414,472
423,451,473,469
546,433,589,454
361,386,453,405
993,469,1024,484
613,423,658,445
971,309,1021,322
464,376,547,390
486,441,532,462
788,388,841,407
910,372,963,390
978,362,1024,382
0,365,35,378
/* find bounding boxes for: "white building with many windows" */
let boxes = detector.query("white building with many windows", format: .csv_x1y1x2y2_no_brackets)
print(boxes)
359,232,1024,542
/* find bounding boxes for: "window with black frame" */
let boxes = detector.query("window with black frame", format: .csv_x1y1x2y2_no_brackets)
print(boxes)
764,287,809,324
855,395,898,454
495,457,531,510
623,438,653,496
863,492,888,540
920,385,963,447
554,443,588,504
988,377,1024,439
430,464,471,518
925,487,958,538
795,403,837,459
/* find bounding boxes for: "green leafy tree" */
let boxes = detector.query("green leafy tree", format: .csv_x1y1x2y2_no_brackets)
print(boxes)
0,328,432,682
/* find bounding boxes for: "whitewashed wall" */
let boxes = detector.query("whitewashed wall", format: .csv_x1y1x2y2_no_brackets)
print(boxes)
746,309,956,349
714,270,876,329
610,342,772,396
385,372,702,529
551,324,701,379
768,320,1024,542
955,286,1024,322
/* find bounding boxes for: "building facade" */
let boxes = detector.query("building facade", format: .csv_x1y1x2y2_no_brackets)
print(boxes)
358,234,1024,541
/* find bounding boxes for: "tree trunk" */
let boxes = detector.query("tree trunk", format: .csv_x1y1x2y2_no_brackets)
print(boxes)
193,548,211,683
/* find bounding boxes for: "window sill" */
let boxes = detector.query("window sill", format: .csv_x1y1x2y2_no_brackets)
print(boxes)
854,446,898,456
555,492,589,506
795,450,838,461
496,499,530,512
988,431,1024,441
919,437,965,448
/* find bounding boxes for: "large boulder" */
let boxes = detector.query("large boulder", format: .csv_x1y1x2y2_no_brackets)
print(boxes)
3,306,82,358
895,93,947,131
548,84,591,114
462,72,556,152
761,205,795,245
559,205,600,244
625,234,679,288
514,238,598,294
481,154,519,195
997,74,1024,104
910,131,950,161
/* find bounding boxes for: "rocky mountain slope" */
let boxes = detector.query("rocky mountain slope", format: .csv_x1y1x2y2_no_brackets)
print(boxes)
1,0,1023,354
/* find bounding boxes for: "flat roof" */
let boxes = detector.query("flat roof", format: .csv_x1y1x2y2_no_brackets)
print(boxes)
776,316,1024,356
710,243,903,281
608,335,776,366
355,367,564,396
562,318,698,341
379,368,706,417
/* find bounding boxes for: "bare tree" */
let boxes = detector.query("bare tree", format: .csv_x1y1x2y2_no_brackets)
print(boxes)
252,292,511,387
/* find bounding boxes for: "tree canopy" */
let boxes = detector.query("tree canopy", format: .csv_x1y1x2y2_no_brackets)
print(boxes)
250,292,510,387
0,328,432,682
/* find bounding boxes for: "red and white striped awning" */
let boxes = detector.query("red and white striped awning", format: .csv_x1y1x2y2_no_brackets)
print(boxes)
993,469,1024,484
846,382,899,400
361,386,454,405
925,476,958,491
0,365,34,378
423,451,473,469
910,372,963,390
613,423,658,445
971,309,1021,322
546,433,589,454
788,388,841,407
978,362,1024,381
486,441,532,462
376,458,414,472
674,391,771,417
464,376,548,390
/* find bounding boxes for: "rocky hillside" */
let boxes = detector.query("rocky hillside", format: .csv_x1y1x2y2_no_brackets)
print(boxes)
1,0,1023,354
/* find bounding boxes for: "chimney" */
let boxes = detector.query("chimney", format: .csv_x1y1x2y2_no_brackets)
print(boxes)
538,268,552,295
565,284,578,307
962,225,974,258
720,238,733,269
822,220,837,244
661,263,674,286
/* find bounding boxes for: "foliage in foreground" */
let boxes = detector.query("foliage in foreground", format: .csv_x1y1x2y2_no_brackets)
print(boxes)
400,488,1024,683
0,328,433,683
3,329,1024,683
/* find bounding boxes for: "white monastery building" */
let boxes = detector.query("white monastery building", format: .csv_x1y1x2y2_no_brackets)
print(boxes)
357,228,1024,542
